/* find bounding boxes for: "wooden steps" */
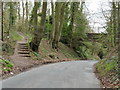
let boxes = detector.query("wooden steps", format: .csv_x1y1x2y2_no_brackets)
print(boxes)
17,42,30,57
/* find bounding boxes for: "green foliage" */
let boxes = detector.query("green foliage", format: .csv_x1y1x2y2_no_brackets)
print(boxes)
59,43,80,59
75,41,105,60
45,20,52,37
6,2,17,26
60,18,70,44
60,4,92,60
29,2,41,24
31,51,41,60
83,41,102,54
9,30,22,55
74,11,88,34
96,56,117,76
76,45,95,60
2,30,22,55
3,2,22,55
33,52,39,57
24,33,33,43
76,46,87,59
0,59,13,72
10,30,22,41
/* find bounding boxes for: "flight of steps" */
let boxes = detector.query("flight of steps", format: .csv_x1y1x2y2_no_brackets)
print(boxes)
17,42,31,57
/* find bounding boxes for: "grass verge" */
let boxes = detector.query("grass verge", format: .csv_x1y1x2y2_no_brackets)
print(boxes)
95,55,119,88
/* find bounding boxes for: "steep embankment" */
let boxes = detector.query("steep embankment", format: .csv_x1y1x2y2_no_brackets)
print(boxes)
95,49,120,88
37,39,80,60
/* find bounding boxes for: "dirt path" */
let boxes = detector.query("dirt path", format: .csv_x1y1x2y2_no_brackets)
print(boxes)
10,32,33,68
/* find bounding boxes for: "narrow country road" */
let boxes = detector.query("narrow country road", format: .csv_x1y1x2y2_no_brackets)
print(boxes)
2,60,100,88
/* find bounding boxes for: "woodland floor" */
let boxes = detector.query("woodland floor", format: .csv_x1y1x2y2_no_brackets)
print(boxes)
94,64,120,88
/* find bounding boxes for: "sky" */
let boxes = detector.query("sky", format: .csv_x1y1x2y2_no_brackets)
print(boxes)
84,0,111,33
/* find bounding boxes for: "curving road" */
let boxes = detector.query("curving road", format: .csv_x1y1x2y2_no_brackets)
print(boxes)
2,60,100,88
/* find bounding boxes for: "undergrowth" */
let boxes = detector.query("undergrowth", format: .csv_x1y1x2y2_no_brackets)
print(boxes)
3,30,22,55
96,56,117,76
96,55,119,88
0,59,13,72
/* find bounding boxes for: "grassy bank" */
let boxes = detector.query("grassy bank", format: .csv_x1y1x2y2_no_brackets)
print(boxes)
95,50,119,88
31,39,80,60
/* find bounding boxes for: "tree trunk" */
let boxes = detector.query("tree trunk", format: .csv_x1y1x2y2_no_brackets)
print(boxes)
112,2,117,46
49,2,55,46
18,2,21,31
30,2,47,52
26,0,29,32
22,1,25,31
57,3,66,42
80,1,84,12
117,2,120,79
68,2,79,48
18,2,20,21
0,1,3,41
9,3,12,30
68,2,76,47
52,2,62,49
51,3,67,49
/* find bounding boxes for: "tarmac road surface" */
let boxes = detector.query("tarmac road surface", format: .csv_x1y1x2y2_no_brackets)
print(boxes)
2,60,100,88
